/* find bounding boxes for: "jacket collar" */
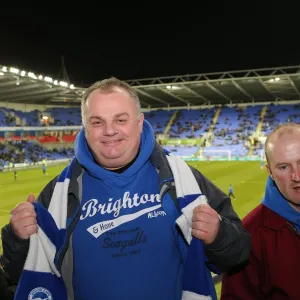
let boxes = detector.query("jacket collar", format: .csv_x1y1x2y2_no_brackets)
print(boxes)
149,143,174,182
262,204,289,231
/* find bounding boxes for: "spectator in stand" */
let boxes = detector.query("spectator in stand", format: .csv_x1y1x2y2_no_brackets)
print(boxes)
221,123,300,299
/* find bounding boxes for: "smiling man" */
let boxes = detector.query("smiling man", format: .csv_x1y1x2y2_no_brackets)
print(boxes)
3,78,250,300
83,86,144,170
221,122,300,299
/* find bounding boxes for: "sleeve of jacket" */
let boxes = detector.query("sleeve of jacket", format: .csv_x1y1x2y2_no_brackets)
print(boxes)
220,249,263,300
1,176,58,284
190,167,251,273
0,262,14,300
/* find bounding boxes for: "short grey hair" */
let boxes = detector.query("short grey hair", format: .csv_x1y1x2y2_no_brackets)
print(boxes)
265,122,300,165
81,77,141,125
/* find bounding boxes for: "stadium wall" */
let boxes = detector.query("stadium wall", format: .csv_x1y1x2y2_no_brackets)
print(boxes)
40,141,74,150
1,158,71,171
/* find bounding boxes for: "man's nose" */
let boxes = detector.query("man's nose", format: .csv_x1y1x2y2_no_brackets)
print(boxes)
103,122,117,135
292,168,300,182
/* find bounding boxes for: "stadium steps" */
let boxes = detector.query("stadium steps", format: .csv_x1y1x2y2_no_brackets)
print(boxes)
248,105,267,156
163,110,178,135
208,106,221,138
14,115,22,125
4,143,16,151
0,108,7,117
195,106,222,156
0,108,12,125
0,108,23,125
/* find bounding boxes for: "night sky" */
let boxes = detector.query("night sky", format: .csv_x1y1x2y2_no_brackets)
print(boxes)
1,4,299,87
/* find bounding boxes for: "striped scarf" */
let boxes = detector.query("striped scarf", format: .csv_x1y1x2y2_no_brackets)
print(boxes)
14,155,215,299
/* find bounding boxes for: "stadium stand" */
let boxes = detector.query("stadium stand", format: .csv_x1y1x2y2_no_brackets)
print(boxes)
169,107,216,138
44,107,82,126
143,109,176,135
1,63,300,169
1,101,300,168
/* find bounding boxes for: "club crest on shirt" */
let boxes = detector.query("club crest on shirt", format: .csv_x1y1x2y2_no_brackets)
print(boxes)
28,287,52,300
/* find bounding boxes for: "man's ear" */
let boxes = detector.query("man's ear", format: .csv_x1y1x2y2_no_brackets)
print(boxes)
139,113,144,134
266,164,274,180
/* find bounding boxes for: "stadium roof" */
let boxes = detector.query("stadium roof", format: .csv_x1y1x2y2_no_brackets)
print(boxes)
1,64,300,108
0,65,84,106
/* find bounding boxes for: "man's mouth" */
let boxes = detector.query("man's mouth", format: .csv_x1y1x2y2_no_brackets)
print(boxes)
103,139,122,144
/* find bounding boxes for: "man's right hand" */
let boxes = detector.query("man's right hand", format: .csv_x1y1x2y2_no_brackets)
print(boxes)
10,194,38,239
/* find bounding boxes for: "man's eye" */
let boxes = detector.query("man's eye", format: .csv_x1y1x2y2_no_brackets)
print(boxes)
92,121,102,125
279,165,287,170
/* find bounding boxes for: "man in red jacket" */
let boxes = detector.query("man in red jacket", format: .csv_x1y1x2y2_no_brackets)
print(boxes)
221,122,300,299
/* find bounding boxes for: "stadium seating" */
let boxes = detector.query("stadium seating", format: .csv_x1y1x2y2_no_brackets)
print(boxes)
0,107,42,126
164,145,199,157
169,107,216,138
262,104,300,135
143,109,176,135
0,109,7,126
1,103,300,166
44,107,81,126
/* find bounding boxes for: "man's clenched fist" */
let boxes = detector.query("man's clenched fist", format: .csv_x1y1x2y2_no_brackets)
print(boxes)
10,194,37,240
192,204,220,244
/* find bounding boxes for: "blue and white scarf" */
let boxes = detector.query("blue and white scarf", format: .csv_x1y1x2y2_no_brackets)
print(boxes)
14,155,215,300
167,154,215,300
13,160,74,300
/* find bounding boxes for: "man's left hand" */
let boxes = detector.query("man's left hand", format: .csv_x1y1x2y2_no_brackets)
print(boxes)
192,204,220,244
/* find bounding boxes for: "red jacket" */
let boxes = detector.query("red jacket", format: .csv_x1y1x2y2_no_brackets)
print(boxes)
221,203,300,299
